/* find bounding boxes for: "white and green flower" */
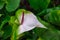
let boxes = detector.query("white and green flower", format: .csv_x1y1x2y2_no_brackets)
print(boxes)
16,9,47,35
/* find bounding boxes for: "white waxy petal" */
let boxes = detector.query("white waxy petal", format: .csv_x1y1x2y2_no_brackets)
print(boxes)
36,20,47,28
18,24,36,35
18,12,46,35
23,13,46,28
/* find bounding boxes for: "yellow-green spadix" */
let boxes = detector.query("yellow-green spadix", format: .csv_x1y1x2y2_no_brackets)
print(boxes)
16,9,47,35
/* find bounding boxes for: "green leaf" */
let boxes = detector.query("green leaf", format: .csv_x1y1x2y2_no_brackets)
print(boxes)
0,16,10,30
37,6,60,16
0,31,4,38
0,0,5,9
44,10,60,26
33,24,60,40
9,16,19,25
37,16,55,30
0,14,3,17
37,8,52,16
33,28,46,36
41,30,60,40
37,37,42,40
28,0,50,11
9,16,19,40
6,0,20,12
2,25,12,40
11,24,18,40
9,16,16,24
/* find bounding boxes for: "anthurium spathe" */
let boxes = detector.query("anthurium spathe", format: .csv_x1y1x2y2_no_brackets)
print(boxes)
16,9,47,35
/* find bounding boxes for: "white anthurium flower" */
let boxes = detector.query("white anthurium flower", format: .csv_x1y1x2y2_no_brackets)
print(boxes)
16,9,47,35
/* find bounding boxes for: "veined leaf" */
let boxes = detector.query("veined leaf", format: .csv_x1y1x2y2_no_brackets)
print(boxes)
44,10,60,26
37,7,60,16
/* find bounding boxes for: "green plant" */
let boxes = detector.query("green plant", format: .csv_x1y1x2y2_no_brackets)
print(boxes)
0,0,60,40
